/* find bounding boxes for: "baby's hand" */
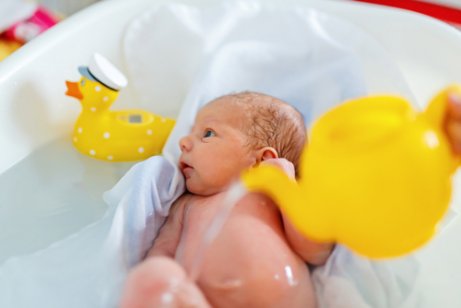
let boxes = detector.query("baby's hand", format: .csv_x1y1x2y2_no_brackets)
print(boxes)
260,158,296,180
444,92,461,155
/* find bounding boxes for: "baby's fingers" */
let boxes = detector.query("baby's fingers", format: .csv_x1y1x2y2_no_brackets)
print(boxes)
260,158,295,179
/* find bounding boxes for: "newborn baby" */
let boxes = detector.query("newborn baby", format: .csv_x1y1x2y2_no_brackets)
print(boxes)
121,92,333,307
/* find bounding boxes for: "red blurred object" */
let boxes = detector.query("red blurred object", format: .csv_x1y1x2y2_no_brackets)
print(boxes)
4,6,58,43
352,0,461,27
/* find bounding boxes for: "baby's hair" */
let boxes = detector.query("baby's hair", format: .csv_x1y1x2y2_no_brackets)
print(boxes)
211,91,307,174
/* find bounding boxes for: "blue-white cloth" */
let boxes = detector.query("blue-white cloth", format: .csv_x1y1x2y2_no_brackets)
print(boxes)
102,156,185,267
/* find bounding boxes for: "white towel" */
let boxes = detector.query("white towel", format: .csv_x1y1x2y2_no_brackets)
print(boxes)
123,0,414,129
312,246,420,308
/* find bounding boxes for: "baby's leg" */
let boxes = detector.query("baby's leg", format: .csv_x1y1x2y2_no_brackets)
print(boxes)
120,256,211,308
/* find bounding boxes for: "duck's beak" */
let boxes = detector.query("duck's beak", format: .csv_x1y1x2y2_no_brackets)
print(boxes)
65,81,83,100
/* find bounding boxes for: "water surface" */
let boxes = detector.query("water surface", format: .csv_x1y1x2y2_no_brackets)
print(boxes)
0,138,133,263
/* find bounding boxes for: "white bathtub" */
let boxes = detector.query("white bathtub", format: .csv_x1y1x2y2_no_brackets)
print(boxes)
1,0,461,306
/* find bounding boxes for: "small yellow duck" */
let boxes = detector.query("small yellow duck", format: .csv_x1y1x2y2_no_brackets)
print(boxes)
65,53,175,162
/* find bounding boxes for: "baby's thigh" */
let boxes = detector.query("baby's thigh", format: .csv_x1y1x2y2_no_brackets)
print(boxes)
120,257,210,308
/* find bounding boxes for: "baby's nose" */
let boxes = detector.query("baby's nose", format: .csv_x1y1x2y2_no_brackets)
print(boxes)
179,136,192,152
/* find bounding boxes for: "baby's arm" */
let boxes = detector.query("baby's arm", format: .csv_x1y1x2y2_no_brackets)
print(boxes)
146,195,188,258
282,217,334,266
261,158,334,266
123,195,211,308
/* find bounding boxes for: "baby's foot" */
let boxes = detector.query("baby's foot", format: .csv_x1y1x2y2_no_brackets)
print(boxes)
120,256,211,308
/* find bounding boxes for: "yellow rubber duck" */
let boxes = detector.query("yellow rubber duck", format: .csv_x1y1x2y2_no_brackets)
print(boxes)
242,86,460,259
65,53,175,162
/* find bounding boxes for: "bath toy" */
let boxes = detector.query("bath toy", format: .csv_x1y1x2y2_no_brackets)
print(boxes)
65,53,175,161
242,85,460,258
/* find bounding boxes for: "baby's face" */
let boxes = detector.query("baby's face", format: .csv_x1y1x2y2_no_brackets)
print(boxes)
179,100,257,195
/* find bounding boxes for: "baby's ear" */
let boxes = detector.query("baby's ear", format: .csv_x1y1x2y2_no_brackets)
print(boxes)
257,147,278,162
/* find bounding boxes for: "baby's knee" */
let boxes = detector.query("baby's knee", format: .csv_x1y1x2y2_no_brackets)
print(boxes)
120,257,211,308
120,257,186,308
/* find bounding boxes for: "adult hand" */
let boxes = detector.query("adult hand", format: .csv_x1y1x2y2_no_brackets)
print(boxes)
444,91,461,155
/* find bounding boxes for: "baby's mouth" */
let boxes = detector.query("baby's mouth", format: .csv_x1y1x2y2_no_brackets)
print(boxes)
180,161,193,179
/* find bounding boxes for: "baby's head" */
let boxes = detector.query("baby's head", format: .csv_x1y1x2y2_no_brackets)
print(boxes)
179,91,306,195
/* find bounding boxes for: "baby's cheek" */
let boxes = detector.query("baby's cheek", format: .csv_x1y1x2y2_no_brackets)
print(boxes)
209,167,236,186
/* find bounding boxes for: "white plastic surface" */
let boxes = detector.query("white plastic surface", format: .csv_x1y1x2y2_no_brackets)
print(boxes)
1,0,461,307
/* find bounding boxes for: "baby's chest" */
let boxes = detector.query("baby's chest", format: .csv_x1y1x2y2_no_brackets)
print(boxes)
179,195,302,289
181,193,285,256
183,193,280,234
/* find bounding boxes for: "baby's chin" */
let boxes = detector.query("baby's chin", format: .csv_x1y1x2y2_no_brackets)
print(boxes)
185,180,225,196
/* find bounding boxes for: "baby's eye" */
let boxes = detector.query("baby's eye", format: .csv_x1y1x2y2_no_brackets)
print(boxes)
203,129,216,138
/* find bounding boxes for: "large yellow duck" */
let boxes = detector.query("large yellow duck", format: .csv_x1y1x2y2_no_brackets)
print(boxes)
242,86,460,259
65,53,175,161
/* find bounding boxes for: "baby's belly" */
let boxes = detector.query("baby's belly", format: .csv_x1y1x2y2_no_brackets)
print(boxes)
178,193,316,308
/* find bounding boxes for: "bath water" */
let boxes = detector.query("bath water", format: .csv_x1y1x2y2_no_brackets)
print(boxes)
0,138,133,264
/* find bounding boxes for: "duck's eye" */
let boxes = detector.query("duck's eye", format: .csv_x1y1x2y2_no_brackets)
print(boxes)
203,129,216,138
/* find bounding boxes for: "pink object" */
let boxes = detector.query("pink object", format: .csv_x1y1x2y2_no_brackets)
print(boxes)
4,6,58,43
